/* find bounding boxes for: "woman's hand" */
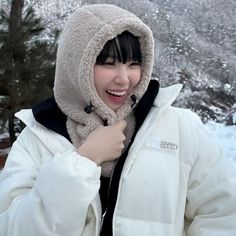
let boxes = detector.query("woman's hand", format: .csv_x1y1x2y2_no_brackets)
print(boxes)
78,120,127,165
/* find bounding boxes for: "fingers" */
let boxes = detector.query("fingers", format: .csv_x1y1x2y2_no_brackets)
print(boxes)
78,120,127,165
114,120,127,144
114,120,127,132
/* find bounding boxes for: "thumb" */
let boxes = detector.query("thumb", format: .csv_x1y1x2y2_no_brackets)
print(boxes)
115,120,127,132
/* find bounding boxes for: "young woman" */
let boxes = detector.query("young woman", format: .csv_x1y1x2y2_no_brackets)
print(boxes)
0,4,235,236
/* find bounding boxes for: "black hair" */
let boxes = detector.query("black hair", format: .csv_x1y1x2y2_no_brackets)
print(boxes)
96,31,142,64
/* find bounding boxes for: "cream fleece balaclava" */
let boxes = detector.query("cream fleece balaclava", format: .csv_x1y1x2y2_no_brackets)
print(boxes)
53,4,154,177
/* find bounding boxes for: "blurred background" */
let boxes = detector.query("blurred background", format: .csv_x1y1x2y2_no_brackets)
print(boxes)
0,0,236,166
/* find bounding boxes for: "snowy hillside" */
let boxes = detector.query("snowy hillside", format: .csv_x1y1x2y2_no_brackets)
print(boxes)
205,121,236,161
1,0,235,124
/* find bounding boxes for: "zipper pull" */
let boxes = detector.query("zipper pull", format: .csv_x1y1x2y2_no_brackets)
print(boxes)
101,210,107,228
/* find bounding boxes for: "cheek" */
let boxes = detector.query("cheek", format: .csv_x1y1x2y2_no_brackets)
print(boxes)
130,69,141,86
94,67,108,92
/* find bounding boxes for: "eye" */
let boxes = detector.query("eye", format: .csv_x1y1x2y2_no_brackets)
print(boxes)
129,61,141,67
103,61,115,66
102,57,115,66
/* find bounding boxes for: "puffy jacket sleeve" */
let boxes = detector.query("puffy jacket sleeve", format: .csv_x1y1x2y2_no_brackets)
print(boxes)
184,112,236,236
0,127,101,236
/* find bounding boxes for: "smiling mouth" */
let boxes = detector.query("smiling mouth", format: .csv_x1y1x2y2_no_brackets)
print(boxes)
106,90,127,97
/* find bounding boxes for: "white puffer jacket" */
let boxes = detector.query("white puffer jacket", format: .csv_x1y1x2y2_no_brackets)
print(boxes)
0,84,236,236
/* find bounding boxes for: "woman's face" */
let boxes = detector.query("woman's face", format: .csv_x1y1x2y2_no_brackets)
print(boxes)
94,58,141,112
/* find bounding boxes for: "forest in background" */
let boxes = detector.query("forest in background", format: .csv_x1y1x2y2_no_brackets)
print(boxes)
0,0,236,145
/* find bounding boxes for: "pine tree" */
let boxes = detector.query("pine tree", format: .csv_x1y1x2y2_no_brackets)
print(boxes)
0,0,59,144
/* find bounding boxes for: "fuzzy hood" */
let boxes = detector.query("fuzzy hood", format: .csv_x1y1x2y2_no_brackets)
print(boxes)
54,4,154,123
53,4,154,176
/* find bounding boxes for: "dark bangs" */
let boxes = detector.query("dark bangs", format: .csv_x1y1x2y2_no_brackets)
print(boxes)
96,31,142,64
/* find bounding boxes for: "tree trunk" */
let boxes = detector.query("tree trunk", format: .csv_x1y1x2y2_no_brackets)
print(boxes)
7,0,25,142
9,0,25,62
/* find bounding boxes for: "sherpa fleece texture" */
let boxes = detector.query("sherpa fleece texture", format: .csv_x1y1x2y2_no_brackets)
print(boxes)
53,4,154,176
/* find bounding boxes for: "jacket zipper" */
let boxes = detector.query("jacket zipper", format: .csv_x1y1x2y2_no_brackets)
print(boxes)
100,159,117,228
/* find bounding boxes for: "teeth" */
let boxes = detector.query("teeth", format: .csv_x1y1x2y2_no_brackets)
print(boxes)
107,90,126,96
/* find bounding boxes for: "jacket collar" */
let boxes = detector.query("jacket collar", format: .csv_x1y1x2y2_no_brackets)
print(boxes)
154,83,183,110
32,98,71,141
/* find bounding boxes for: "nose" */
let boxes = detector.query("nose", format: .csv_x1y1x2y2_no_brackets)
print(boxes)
114,64,129,85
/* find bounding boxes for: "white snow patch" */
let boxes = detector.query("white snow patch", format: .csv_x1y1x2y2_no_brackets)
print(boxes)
205,120,236,161
233,112,236,125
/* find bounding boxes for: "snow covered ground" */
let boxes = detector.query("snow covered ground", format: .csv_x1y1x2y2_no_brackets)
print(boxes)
205,121,236,161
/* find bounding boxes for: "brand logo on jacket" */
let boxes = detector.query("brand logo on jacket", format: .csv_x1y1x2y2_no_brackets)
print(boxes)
160,140,178,151
145,136,178,152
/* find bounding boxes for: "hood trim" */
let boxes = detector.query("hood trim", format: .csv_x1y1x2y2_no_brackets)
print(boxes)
54,4,154,124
